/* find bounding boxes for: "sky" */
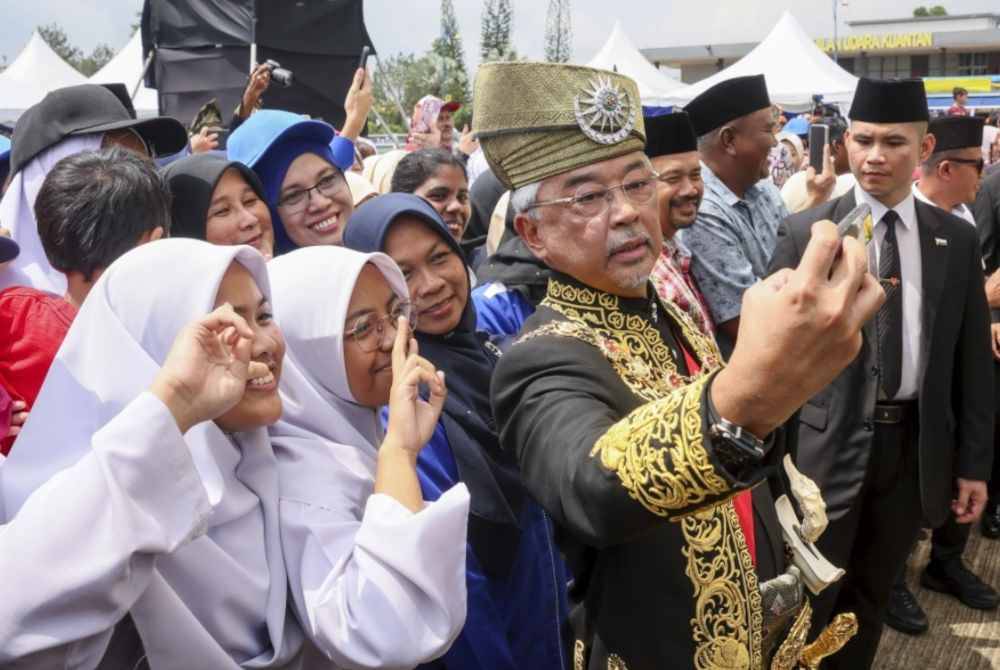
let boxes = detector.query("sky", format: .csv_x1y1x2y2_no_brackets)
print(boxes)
2,0,998,73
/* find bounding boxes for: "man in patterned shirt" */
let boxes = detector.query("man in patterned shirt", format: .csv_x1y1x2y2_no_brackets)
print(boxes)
679,75,789,356
645,112,714,338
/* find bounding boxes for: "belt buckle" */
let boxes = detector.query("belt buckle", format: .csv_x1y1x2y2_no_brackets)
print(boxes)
874,405,903,424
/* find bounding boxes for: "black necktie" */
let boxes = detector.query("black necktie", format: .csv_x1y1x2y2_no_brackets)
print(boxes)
876,210,903,400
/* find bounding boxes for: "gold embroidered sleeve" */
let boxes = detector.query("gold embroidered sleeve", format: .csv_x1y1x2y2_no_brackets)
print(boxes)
590,373,733,517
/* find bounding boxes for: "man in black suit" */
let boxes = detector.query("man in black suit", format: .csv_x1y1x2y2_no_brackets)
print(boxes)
768,78,994,669
884,115,998,635
974,165,1000,539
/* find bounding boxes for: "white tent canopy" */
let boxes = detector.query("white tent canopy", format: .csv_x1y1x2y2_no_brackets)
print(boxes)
0,31,87,122
664,12,858,111
90,31,159,117
587,21,683,107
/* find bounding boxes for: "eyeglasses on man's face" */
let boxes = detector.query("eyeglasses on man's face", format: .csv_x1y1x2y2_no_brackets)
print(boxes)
524,169,660,218
945,157,985,175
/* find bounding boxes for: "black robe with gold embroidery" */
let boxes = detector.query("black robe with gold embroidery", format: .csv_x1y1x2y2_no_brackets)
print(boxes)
491,273,786,670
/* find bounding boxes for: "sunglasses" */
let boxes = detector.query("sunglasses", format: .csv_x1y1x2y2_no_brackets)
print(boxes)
946,157,985,175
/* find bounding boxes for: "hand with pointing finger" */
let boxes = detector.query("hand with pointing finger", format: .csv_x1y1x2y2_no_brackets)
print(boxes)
385,315,447,453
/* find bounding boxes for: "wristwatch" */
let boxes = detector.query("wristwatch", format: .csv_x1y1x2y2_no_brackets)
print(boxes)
706,386,772,473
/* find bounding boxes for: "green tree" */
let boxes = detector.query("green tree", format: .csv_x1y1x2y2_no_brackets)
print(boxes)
913,6,928,16
545,0,572,63
431,0,471,121
481,0,517,62
38,23,83,67
929,5,948,15
77,44,115,77
37,23,115,75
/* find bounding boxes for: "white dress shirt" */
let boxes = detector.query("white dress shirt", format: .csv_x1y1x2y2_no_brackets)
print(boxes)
854,184,923,400
912,182,976,226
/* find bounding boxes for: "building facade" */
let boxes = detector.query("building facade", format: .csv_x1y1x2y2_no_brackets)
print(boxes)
642,12,1000,108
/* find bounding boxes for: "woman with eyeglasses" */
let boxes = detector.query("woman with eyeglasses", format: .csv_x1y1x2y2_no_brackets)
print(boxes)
226,70,372,253
267,245,471,668
161,154,276,259
344,193,569,670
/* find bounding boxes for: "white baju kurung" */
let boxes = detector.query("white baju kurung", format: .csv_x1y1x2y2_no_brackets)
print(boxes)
268,246,469,670
0,240,310,669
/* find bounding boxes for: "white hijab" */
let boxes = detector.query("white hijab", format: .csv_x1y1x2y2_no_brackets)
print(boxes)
1,238,303,667
268,245,409,458
268,247,470,669
0,134,104,293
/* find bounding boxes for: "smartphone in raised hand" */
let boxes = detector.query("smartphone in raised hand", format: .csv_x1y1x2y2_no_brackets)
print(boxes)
808,124,829,173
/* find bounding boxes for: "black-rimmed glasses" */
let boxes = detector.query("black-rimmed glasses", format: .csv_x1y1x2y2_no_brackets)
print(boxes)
277,172,348,214
946,157,985,175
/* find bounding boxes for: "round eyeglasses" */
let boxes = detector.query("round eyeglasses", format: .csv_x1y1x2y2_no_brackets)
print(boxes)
346,302,417,353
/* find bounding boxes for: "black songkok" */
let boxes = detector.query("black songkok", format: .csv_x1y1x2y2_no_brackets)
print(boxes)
684,74,771,137
928,115,984,153
849,78,929,124
643,112,698,158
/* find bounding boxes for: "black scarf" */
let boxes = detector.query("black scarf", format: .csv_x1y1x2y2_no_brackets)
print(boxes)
344,193,527,577
160,153,266,240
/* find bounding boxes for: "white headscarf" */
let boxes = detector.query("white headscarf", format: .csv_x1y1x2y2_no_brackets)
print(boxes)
1,238,304,667
0,134,104,293
267,247,467,668
268,245,409,457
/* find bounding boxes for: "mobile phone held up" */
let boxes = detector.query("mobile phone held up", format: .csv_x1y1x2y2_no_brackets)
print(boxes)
358,45,371,73
808,123,829,173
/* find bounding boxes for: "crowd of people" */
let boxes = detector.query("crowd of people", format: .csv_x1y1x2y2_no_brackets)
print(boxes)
0,47,997,670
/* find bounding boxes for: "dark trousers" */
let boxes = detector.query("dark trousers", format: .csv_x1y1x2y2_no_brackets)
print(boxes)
989,413,1000,503
810,411,924,670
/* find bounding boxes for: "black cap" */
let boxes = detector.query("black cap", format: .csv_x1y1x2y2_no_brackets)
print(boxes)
10,84,188,176
928,115,984,153
849,78,929,124
684,74,771,136
99,83,138,119
643,112,698,158
160,153,267,241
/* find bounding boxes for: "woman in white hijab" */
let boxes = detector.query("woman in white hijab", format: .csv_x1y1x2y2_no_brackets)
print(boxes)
268,245,470,669
0,239,311,668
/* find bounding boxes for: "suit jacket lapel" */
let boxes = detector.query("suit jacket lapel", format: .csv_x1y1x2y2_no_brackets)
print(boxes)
915,201,948,375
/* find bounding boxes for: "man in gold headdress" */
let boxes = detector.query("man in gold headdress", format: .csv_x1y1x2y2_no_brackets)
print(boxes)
478,62,883,669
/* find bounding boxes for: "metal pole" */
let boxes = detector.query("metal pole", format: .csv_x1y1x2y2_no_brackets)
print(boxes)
374,56,413,126
369,105,401,149
833,0,839,64
250,2,257,72
133,50,155,101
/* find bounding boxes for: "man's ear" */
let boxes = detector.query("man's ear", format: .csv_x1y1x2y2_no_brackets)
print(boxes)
514,212,548,263
719,125,738,156
919,132,937,164
138,226,166,246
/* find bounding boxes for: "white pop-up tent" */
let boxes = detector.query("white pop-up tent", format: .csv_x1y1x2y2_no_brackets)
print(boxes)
587,21,683,107
90,31,159,117
664,12,858,111
0,31,87,123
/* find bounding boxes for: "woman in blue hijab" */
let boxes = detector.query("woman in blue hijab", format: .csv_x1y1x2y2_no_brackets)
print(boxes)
227,69,372,254
343,193,569,670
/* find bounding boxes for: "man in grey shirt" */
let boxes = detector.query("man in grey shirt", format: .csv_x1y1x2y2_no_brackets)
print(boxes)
679,75,788,355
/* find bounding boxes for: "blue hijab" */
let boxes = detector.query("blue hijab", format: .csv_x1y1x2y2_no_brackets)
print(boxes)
344,193,525,577
228,110,354,255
